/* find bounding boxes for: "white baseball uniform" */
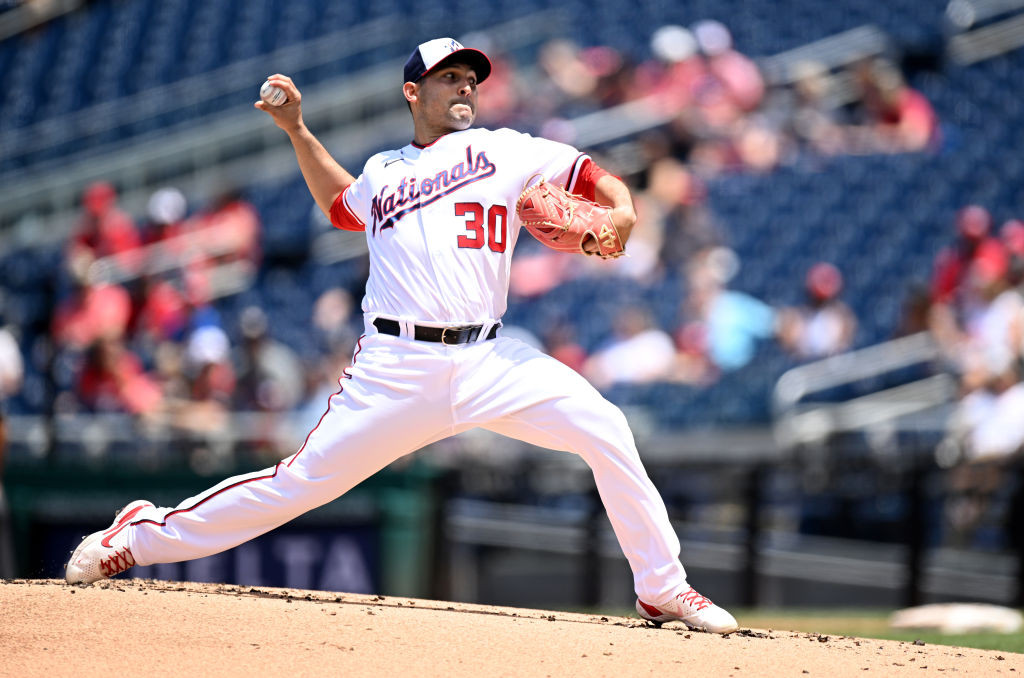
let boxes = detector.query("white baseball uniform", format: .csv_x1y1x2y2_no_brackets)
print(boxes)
123,127,689,606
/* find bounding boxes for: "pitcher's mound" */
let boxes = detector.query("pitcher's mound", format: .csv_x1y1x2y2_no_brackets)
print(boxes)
1,579,1018,677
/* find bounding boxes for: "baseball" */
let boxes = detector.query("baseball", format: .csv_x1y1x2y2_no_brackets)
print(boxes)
260,80,287,106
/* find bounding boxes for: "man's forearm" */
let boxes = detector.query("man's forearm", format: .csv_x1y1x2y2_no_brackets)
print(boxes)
286,124,357,218
594,174,637,245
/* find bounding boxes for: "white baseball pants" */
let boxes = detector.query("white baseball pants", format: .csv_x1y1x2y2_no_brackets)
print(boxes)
127,326,688,606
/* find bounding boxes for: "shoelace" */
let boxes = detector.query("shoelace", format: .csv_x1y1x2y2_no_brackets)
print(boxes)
99,547,136,578
677,587,712,611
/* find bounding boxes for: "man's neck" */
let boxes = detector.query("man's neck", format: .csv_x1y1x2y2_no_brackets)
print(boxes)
413,121,474,147
413,129,451,147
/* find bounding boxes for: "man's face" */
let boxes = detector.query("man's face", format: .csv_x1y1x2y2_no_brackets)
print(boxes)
410,62,479,132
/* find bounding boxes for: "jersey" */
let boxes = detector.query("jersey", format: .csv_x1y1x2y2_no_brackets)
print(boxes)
330,127,589,324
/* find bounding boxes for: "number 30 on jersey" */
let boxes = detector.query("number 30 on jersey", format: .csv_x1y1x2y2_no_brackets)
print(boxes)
456,202,507,253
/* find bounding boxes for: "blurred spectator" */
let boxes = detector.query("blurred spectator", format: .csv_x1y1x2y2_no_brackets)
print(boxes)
845,57,938,153
733,115,784,173
678,19,763,143
779,262,857,359
680,246,779,372
584,45,632,109
186,325,236,403
77,336,162,416
583,306,676,389
52,259,132,350
958,240,1022,392
694,20,765,114
152,339,190,405
171,324,235,436
932,205,997,305
191,189,261,267
533,38,624,139
639,25,705,114
312,287,359,357
640,157,719,277
180,189,262,305
233,306,304,412
768,60,846,157
129,275,189,346
68,181,141,280
141,187,189,247
930,206,1007,363
953,370,1024,461
942,235,1024,460
537,39,598,107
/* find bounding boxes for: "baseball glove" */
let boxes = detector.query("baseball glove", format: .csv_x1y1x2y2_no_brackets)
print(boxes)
515,180,625,259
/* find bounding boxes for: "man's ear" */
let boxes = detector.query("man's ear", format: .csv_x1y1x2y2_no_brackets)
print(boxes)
402,82,418,106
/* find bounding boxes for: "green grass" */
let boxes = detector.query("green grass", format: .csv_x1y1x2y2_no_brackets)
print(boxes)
734,609,1024,654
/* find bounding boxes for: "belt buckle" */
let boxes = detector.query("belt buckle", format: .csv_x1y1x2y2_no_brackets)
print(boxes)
440,326,461,345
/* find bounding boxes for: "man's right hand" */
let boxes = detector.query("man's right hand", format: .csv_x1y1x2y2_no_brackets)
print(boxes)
255,74,304,133
258,73,356,220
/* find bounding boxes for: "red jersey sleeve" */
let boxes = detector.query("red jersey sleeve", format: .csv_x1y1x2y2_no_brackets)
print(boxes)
330,186,366,232
571,158,616,202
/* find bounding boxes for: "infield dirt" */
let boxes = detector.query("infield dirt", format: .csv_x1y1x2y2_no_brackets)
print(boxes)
1,579,1020,677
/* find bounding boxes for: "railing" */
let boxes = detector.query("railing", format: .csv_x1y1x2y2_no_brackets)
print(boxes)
6,410,313,466
949,8,1024,62
772,332,958,448
758,25,891,85
946,0,1024,30
0,0,82,42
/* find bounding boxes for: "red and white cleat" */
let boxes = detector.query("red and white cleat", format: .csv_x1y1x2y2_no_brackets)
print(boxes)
636,586,739,634
65,500,153,585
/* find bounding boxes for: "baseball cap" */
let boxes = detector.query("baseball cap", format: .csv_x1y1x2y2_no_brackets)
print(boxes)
806,262,843,300
403,38,491,85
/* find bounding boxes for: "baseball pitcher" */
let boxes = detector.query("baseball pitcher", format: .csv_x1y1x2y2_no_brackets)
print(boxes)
66,38,738,634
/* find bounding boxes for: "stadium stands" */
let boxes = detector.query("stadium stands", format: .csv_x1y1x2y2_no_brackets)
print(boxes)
1,0,1023,436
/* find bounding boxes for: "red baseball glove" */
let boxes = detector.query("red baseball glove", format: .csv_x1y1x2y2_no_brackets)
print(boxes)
515,180,625,259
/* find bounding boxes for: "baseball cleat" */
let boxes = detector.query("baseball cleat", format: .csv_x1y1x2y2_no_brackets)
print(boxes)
636,586,739,634
65,500,152,585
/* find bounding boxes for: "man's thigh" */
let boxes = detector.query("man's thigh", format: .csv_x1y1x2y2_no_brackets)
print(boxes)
453,337,631,453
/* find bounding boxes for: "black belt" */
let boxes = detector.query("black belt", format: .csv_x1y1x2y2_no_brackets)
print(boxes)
373,318,500,345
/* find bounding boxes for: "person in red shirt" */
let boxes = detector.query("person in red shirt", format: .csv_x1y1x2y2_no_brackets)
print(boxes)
52,260,132,350
68,181,141,279
932,205,998,305
77,336,163,416
929,206,1012,368
129,275,189,345
848,58,939,153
